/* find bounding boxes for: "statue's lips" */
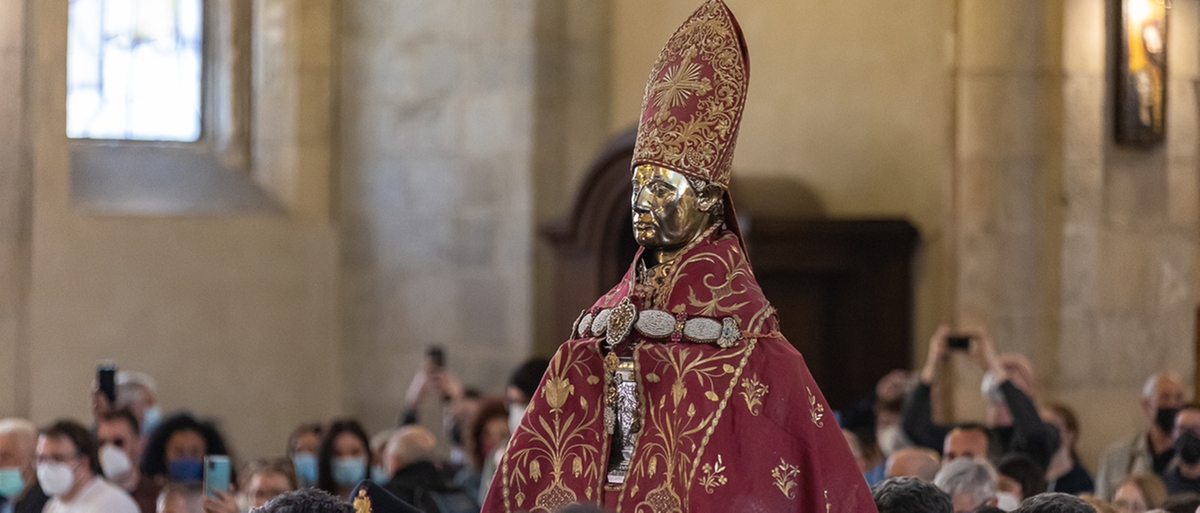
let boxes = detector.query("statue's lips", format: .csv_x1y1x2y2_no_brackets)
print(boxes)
633,222,655,231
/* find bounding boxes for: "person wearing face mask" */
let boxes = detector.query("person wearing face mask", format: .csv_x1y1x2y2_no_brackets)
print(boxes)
286,424,322,489
37,419,138,513
1096,370,1186,499
1161,404,1200,494
139,413,232,486
316,419,371,499
0,418,50,513
1040,402,1094,495
97,409,160,513
996,454,1046,511
452,399,507,504
475,359,548,505
902,327,1060,470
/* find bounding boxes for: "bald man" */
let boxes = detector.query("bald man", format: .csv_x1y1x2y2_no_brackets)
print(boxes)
886,447,942,482
1096,369,1186,499
381,427,475,511
0,418,50,513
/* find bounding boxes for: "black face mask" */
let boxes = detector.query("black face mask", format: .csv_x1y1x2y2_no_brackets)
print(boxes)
1176,431,1200,465
1157,408,1181,433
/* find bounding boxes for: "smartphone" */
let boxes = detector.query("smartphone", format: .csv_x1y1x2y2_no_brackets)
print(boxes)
947,335,971,351
96,362,117,403
427,346,445,368
203,455,231,497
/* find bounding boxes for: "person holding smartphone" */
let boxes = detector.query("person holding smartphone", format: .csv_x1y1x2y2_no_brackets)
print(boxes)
900,325,1060,470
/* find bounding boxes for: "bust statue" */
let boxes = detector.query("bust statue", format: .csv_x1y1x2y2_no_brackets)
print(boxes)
482,2,874,511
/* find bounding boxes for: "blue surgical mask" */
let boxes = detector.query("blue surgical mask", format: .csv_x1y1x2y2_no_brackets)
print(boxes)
332,457,366,487
370,464,389,485
167,458,204,482
141,406,162,435
0,467,24,498
291,454,318,486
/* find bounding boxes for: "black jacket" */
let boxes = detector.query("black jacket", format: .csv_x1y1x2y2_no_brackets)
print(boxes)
1,482,50,513
383,461,478,513
900,381,1059,468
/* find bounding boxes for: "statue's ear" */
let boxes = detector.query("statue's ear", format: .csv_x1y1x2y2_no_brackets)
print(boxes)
697,185,723,214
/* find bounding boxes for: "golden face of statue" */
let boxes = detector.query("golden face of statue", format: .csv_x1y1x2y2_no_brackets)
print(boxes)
631,164,720,251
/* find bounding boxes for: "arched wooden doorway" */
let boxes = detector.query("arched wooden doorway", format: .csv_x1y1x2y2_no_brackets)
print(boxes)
540,128,919,412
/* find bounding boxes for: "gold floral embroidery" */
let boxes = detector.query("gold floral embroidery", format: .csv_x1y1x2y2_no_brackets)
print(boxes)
625,342,750,511
825,490,831,512
739,374,768,416
772,458,801,499
502,344,604,512
698,455,727,494
543,375,573,413
808,387,825,428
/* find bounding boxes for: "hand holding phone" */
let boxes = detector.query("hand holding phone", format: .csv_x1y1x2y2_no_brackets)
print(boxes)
947,335,972,351
204,455,231,497
427,346,445,369
96,362,117,404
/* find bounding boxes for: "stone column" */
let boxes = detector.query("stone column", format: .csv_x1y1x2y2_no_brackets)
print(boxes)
0,0,30,417
954,0,1200,464
954,0,1065,419
1055,0,1200,462
531,0,612,354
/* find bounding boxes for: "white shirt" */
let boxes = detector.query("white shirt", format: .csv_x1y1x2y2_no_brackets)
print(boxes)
45,477,139,513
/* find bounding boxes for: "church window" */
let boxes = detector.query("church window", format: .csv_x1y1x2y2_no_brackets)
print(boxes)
67,0,203,141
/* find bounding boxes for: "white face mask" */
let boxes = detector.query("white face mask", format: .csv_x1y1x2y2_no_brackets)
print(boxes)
876,425,903,457
508,403,527,434
37,462,76,497
996,491,1021,511
99,444,132,480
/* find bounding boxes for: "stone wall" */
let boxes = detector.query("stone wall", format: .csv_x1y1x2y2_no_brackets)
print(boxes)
11,1,344,460
339,0,536,433
0,0,29,417
951,0,1200,467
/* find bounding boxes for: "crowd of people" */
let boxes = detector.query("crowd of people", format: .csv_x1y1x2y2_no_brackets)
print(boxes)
0,357,549,513
1,326,1198,513
859,326,1200,513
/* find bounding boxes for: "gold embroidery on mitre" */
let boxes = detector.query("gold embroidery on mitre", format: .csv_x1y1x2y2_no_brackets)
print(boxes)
633,0,748,188
772,458,801,500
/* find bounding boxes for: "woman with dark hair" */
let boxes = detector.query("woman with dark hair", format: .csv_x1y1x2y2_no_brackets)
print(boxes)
140,412,232,484
1041,402,1095,494
316,419,372,499
996,453,1047,504
287,423,323,488
455,398,510,501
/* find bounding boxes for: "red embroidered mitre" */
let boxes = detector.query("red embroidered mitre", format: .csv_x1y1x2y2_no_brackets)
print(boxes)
632,0,748,189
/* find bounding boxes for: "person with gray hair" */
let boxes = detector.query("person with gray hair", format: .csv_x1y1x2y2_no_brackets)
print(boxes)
1096,370,1186,499
254,488,353,513
933,458,999,513
1015,492,1097,512
872,476,953,513
0,418,50,513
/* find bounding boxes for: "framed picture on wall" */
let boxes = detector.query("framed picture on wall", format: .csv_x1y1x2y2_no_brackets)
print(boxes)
1115,0,1168,146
